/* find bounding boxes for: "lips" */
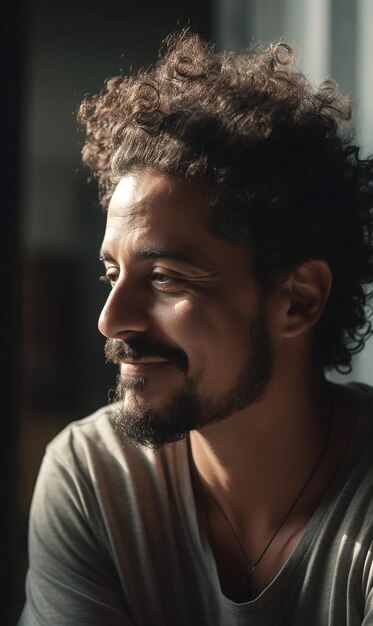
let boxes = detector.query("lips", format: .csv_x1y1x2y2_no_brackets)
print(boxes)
120,358,173,376
105,338,189,374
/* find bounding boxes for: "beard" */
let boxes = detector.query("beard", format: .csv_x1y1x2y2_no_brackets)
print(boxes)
105,309,273,449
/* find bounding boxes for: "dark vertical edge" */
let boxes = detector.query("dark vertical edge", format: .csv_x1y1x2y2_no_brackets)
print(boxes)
0,1,26,623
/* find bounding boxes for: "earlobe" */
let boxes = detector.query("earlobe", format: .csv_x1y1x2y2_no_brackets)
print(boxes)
281,260,333,338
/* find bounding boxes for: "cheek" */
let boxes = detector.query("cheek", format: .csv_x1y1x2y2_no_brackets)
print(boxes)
172,298,223,337
153,297,201,329
150,298,193,326
173,298,194,319
172,298,250,361
154,297,216,359
153,296,252,361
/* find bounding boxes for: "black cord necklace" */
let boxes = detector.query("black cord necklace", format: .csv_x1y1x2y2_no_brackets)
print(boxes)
187,396,332,603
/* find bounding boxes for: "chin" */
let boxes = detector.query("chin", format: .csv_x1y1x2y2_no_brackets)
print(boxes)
120,384,174,414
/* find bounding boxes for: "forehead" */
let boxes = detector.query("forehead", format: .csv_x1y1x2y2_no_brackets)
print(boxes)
107,170,211,233
103,170,251,272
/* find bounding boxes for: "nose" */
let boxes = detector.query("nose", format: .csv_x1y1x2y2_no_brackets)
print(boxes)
98,279,151,340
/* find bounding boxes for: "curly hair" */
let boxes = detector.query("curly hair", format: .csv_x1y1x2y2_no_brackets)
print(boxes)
78,29,373,373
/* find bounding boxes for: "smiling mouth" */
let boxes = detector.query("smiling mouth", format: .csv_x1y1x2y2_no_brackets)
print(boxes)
120,358,173,376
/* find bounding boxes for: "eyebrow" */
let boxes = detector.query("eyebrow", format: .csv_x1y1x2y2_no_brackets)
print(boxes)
99,247,206,269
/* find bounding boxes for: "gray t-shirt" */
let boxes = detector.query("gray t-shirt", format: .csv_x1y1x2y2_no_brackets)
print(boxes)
19,391,373,625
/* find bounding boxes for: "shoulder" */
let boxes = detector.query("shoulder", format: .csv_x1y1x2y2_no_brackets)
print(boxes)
336,382,373,485
326,382,373,535
47,403,121,455
346,382,373,454
48,403,155,465
42,404,188,503
29,404,191,563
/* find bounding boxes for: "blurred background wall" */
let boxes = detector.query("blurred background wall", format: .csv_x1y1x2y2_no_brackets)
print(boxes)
14,1,212,621
13,0,373,622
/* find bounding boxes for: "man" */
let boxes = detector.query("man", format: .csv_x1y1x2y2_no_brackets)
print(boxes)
19,30,373,625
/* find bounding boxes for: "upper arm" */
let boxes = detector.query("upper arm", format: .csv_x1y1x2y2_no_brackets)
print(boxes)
19,444,133,626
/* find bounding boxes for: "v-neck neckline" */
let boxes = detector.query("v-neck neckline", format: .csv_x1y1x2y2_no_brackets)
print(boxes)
180,384,373,609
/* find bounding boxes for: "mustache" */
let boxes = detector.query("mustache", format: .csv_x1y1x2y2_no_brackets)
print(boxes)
105,337,188,373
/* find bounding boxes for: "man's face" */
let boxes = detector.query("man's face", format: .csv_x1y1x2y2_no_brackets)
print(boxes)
99,171,273,447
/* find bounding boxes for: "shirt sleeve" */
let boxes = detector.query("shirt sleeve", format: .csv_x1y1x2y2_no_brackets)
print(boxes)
18,438,134,626
363,567,373,625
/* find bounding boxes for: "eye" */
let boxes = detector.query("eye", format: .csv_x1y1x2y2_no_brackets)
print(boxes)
149,271,185,291
151,272,173,284
99,269,119,287
99,275,111,287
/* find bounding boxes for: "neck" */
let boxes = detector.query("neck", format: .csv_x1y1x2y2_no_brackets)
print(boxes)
188,361,363,600
189,364,331,534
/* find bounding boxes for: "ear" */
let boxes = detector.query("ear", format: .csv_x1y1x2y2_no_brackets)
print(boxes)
277,260,333,339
